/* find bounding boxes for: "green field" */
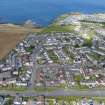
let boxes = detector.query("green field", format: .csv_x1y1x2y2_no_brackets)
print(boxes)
40,24,75,34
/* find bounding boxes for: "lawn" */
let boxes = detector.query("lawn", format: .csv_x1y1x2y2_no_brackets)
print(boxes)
47,50,60,64
48,96,105,105
40,24,75,34
80,30,95,40
88,53,102,61
0,85,27,92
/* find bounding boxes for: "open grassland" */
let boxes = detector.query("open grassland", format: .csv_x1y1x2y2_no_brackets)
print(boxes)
40,24,75,34
0,24,42,59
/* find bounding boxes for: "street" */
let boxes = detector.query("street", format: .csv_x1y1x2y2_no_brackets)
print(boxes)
0,89,105,97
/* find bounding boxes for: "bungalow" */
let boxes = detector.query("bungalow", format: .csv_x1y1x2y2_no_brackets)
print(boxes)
2,66,12,72
16,82,27,87
80,80,97,88
13,97,22,105
5,78,16,85
0,71,11,79
0,78,16,86
36,96,45,105
22,54,30,66
12,70,19,75
66,72,75,86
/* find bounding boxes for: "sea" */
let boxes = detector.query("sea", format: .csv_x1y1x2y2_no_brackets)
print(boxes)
0,0,105,26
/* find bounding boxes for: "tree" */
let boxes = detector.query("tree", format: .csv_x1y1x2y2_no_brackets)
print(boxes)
83,39,92,47
74,74,82,86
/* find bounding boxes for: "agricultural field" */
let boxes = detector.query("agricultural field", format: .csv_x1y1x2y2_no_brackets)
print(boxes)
0,24,42,59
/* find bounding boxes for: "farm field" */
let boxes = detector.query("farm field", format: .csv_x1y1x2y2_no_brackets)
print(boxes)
0,24,42,59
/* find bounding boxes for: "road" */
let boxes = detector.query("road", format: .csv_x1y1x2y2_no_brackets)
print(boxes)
30,48,38,88
0,89,105,97
31,43,44,88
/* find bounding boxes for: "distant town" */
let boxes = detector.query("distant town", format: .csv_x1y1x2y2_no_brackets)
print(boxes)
1,13,105,104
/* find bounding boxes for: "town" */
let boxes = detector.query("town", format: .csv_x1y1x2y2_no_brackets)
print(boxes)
0,95,105,105
1,31,105,89
1,13,105,104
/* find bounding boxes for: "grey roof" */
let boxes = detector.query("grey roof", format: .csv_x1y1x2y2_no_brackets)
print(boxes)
0,71,11,79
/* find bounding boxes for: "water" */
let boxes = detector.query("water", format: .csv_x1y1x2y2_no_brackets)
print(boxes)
0,0,105,26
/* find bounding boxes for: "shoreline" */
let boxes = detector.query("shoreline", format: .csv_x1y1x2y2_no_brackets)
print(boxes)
1,12,105,28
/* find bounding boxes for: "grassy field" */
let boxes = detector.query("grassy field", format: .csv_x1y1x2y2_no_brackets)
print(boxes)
0,24,42,59
40,24,75,34
47,96,105,105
